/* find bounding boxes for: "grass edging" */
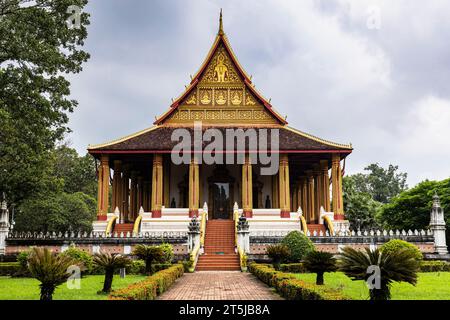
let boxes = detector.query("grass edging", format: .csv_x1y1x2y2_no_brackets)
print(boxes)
248,263,350,300
108,264,184,300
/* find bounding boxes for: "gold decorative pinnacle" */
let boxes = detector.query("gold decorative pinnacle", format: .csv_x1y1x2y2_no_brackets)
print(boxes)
218,9,224,35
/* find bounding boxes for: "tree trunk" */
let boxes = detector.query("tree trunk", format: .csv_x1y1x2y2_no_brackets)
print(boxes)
102,271,114,293
316,272,324,285
369,284,391,300
40,285,55,301
145,258,153,275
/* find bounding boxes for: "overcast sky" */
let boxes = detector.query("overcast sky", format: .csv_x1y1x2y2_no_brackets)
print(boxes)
67,0,450,187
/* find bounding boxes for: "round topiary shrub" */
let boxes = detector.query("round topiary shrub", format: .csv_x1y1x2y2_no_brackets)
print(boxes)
59,244,94,274
380,239,423,261
281,231,315,262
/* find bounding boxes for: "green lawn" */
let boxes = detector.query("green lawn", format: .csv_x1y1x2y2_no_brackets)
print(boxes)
294,272,450,300
0,275,146,300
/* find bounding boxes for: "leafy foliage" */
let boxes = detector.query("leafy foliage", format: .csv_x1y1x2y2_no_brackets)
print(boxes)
281,231,315,262
378,179,450,232
343,175,382,230
132,245,165,275
337,247,419,300
93,252,131,293
303,251,337,285
28,247,75,300
15,191,96,233
0,0,90,204
380,239,423,261
59,244,94,274
159,243,174,264
109,264,184,300
348,163,407,204
266,244,290,270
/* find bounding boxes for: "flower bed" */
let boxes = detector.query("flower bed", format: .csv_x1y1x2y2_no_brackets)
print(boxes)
248,263,349,300
108,264,184,300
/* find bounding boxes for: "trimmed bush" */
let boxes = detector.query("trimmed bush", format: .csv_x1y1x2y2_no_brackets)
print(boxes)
381,239,423,261
281,231,315,262
420,261,450,272
59,245,93,274
266,244,290,270
248,263,349,300
159,244,174,264
109,264,184,300
0,262,22,276
17,250,31,269
303,251,337,285
279,263,307,273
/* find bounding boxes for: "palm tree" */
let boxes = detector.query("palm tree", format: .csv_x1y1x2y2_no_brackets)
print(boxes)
132,244,164,274
93,252,131,293
28,247,75,301
303,250,337,285
266,244,291,270
338,247,419,300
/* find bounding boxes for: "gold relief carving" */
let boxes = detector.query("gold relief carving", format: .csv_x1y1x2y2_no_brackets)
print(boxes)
191,110,204,120
245,94,256,106
253,110,270,120
200,90,212,105
185,93,197,105
201,45,240,84
215,90,227,105
205,110,221,120
179,110,190,120
239,110,252,119
214,53,228,82
222,110,236,120
231,90,242,105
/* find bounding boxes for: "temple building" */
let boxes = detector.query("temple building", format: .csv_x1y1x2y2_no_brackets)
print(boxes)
87,12,352,268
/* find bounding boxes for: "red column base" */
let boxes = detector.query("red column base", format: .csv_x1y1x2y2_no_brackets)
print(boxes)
152,210,162,218
334,213,345,220
280,210,290,218
243,209,253,218
97,215,107,221
189,209,199,218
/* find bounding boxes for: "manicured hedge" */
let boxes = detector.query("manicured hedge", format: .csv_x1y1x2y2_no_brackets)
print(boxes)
279,263,307,273
0,262,31,277
420,261,450,272
0,262,21,276
248,263,349,300
109,264,184,300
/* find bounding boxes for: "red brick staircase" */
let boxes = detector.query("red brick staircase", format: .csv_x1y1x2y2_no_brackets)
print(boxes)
196,220,240,271
113,223,134,236
307,224,326,235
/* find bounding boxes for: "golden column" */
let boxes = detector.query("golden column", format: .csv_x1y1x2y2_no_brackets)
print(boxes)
306,170,315,223
121,166,129,220
331,154,344,220
112,160,122,212
320,160,331,212
279,154,291,218
143,181,150,212
292,184,298,212
96,155,110,219
163,159,170,208
137,176,144,212
271,173,279,209
300,176,307,215
188,156,199,217
242,154,253,218
129,171,137,221
151,154,164,218
313,164,321,222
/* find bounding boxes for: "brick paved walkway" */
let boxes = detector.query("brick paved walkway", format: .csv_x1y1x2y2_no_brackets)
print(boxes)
158,271,283,300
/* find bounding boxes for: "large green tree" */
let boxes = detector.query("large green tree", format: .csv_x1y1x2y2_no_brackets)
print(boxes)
53,144,97,198
351,163,408,204
378,178,450,232
343,175,382,230
0,0,90,204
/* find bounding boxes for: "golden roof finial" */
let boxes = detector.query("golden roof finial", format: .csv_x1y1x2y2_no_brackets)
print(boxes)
218,8,224,35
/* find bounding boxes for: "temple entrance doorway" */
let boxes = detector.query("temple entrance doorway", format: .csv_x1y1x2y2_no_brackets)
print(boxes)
207,165,235,220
